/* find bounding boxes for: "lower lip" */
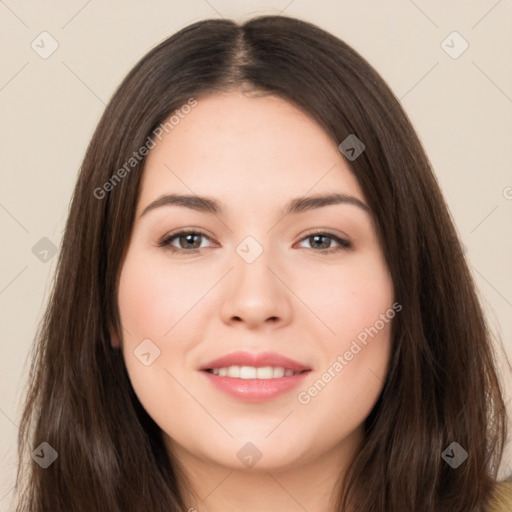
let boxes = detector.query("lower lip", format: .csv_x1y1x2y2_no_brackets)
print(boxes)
200,370,311,402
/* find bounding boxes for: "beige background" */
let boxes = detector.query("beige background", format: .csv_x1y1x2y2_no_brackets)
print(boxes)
1,0,511,508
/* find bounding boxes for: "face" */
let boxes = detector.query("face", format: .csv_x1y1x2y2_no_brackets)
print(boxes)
116,90,395,472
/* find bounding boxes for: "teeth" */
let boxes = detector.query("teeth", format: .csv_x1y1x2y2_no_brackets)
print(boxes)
257,366,273,379
227,366,240,378
240,366,256,379
273,366,285,378
209,365,301,379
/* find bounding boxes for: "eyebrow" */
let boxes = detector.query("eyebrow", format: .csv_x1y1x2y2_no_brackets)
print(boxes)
139,192,370,218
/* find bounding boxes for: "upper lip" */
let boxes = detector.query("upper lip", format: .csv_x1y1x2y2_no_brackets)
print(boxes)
199,351,311,372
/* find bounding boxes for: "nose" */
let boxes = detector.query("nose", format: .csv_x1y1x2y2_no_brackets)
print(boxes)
219,248,293,330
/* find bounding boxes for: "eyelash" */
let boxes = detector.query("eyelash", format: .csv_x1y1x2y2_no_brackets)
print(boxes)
158,229,352,254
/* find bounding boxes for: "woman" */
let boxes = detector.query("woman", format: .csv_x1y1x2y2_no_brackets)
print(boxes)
16,14,511,512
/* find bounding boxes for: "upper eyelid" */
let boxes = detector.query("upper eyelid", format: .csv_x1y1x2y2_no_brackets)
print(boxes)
160,228,213,243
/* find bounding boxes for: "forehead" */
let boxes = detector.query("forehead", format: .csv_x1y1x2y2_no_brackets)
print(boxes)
136,91,365,216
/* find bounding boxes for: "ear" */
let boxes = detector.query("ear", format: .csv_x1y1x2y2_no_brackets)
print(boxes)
110,326,121,348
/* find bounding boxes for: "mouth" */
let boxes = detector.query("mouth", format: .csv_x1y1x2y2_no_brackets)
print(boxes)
203,366,309,379
198,351,312,402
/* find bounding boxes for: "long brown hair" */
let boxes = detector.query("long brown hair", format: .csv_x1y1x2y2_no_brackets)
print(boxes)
16,15,509,511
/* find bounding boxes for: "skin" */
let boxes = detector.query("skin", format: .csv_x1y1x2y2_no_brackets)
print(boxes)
115,90,395,512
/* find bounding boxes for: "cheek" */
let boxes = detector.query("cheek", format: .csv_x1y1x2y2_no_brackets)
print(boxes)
117,249,208,338
294,291,394,449
297,321,392,424
116,248,214,422
297,252,394,342
117,250,199,439
292,252,394,417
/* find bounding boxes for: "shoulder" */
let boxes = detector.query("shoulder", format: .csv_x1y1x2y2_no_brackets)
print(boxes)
486,478,512,512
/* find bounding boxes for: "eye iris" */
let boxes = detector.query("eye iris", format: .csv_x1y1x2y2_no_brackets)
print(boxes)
310,234,331,250
180,233,201,249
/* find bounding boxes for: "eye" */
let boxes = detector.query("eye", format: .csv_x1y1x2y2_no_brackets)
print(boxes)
158,229,352,254
296,231,352,253
158,229,215,252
